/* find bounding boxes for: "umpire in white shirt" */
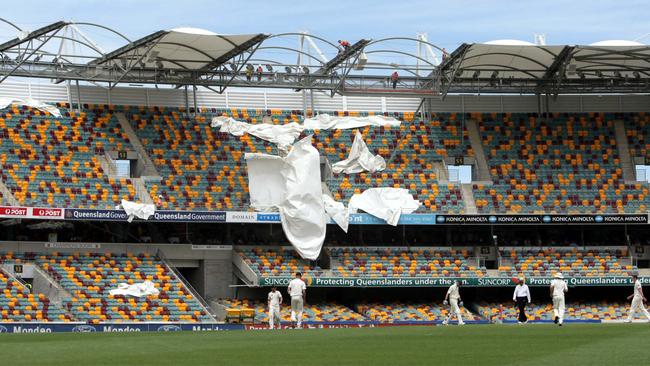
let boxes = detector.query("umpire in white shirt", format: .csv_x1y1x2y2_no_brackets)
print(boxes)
513,277,531,323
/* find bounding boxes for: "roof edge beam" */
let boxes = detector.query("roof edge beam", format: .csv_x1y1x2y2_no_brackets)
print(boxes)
90,30,167,65
200,33,268,71
316,39,371,75
0,21,68,52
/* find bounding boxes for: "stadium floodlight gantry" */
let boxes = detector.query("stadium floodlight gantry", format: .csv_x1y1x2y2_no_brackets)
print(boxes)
3,18,650,100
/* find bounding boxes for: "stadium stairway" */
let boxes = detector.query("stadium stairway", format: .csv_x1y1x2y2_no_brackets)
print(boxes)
460,183,478,214
614,119,635,182
465,119,492,182
0,179,19,206
115,112,160,177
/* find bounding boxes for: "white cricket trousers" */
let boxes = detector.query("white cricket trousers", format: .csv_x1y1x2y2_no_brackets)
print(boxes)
290,296,303,327
445,299,464,325
627,296,650,322
552,295,565,324
269,305,281,329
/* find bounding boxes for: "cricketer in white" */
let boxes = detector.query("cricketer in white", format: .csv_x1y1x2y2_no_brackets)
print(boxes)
442,281,465,325
550,273,568,326
288,272,307,328
626,273,650,323
267,286,283,329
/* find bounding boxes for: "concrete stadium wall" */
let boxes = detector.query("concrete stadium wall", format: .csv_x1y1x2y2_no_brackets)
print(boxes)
2,79,649,113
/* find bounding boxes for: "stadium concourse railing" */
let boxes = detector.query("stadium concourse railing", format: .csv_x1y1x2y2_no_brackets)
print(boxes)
155,249,217,322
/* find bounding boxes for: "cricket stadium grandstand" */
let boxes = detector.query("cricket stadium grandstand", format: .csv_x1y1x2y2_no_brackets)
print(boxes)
1,18,650,343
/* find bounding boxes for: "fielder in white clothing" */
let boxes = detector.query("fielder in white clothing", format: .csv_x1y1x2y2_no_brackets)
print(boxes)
267,286,283,329
287,272,307,328
442,281,465,325
625,273,650,323
550,272,568,326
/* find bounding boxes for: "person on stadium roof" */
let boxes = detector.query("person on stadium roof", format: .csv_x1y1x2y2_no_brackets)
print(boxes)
256,65,263,82
267,286,283,330
288,272,307,329
338,40,350,53
550,272,568,326
442,280,465,325
391,71,399,89
245,64,254,81
625,272,650,323
513,277,531,324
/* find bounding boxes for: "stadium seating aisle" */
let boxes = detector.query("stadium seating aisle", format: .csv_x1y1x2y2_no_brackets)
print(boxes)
358,301,480,322
475,112,649,213
329,247,487,278
238,247,324,278
0,103,137,208
476,300,645,322
32,252,213,323
498,247,635,277
0,266,70,322
220,298,367,323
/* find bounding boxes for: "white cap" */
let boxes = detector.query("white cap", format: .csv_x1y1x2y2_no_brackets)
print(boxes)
554,272,564,279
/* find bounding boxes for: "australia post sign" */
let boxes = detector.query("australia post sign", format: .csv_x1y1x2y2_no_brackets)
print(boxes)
258,276,650,288
0,206,64,220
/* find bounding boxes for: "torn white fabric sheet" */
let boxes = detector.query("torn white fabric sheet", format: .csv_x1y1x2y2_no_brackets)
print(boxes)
279,136,328,260
348,188,421,226
0,97,62,117
322,194,349,233
303,114,401,130
332,131,385,174
120,199,156,223
109,280,160,297
211,116,303,149
245,153,286,211
245,136,327,260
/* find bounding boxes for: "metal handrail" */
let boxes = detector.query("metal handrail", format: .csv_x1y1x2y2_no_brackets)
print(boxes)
155,249,217,320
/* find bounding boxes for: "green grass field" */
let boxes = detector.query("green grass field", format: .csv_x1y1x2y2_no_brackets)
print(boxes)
1,324,649,365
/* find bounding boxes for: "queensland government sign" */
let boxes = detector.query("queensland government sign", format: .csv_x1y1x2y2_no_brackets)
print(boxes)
258,276,650,288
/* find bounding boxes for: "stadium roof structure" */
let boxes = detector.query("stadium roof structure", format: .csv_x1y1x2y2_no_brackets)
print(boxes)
439,43,650,96
1,19,650,98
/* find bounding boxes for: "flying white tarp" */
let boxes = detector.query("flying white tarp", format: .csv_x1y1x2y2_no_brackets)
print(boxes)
322,194,349,233
245,136,327,260
303,114,401,130
332,131,386,174
0,97,62,117
109,280,160,297
349,188,421,226
245,153,286,211
120,199,156,223
211,116,303,150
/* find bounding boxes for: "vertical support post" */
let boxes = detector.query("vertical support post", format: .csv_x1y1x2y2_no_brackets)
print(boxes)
184,85,189,118
75,80,82,113
193,84,198,118
66,80,73,109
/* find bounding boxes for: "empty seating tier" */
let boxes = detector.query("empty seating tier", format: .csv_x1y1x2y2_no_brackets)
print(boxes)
0,103,136,208
498,248,634,277
0,267,69,322
330,247,487,278
33,252,212,323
